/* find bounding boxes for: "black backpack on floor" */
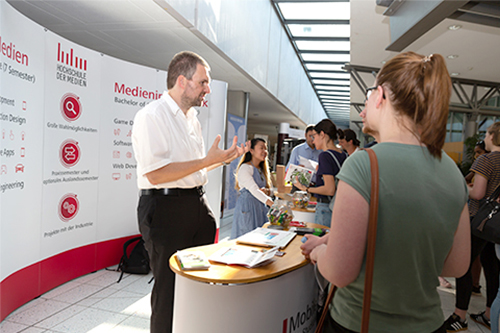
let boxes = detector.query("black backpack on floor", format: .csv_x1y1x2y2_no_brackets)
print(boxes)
116,236,150,283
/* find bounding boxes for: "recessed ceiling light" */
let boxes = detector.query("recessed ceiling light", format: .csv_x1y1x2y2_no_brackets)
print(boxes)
447,55,459,59
448,25,462,31
381,60,386,64
450,72,460,76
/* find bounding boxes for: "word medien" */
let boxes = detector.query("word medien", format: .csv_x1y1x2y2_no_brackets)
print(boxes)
114,82,162,100
0,36,29,66
0,113,26,125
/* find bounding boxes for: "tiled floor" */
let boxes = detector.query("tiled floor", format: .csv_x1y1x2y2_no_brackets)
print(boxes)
0,216,493,332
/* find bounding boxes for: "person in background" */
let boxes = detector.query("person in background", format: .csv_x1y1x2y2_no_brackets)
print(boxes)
231,138,274,239
294,119,346,227
338,129,361,156
302,52,470,333
461,140,490,295
286,124,321,171
440,150,484,289
446,123,500,332
132,51,247,333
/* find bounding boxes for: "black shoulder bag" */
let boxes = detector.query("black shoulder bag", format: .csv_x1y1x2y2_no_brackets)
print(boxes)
471,184,500,244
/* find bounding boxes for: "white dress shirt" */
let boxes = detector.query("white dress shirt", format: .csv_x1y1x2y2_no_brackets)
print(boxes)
237,163,272,204
132,91,207,189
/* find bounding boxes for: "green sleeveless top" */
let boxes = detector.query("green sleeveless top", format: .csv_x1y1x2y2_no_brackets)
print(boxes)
332,143,468,333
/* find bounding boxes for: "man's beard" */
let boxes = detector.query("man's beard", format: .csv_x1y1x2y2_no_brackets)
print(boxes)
181,92,204,108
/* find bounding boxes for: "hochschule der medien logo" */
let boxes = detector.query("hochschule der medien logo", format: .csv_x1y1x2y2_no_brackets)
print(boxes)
56,42,88,87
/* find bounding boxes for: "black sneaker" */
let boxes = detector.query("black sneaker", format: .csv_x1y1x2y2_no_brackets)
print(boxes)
445,313,468,332
470,311,490,329
471,285,481,295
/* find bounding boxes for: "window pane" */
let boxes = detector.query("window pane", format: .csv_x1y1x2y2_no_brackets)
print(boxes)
288,24,350,38
278,2,350,20
296,40,350,51
306,64,344,71
302,53,350,62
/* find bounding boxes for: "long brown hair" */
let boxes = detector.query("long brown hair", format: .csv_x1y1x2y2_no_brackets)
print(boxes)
488,122,500,147
376,52,451,158
234,138,272,190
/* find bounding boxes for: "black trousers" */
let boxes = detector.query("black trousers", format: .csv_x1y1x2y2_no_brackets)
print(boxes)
323,314,446,333
137,192,216,333
455,231,500,310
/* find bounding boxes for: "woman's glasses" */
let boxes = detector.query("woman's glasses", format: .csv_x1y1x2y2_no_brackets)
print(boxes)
364,86,386,103
364,86,377,103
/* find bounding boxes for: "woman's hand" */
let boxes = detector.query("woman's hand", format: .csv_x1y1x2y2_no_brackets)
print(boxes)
294,176,307,191
300,234,326,259
259,187,271,196
310,244,327,265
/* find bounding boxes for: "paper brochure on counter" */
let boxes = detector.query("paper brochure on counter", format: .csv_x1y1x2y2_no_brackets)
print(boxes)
236,228,296,249
209,246,279,268
176,251,211,271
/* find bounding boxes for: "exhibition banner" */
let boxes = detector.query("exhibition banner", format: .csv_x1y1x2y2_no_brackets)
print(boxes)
0,2,230,319
97,57,160,239
40,34,102,258
224,114,246,214
0,1,45,279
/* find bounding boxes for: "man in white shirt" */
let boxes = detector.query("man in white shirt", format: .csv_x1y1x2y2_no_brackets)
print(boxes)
132,51,246,333
338,128,361,156
285,125,321,170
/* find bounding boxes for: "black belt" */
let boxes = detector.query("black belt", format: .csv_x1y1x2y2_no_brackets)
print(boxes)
141,186,205,196
317,197,330,203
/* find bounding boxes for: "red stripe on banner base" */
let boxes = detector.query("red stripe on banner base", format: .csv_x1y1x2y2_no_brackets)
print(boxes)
70,48,73,66
57,43,60,61
283,318,288,333
0,235,140,321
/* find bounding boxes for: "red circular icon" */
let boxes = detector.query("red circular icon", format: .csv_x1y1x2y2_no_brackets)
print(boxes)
59,139,81,168
60,93,82,122
58,193,79,222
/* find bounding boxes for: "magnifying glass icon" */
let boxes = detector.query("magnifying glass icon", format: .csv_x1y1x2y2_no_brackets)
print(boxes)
66,100,77,115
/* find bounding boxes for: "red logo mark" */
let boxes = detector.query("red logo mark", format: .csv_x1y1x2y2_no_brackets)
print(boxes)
58,193,79,222
112,173,121,180
202,100,208,108
126,152,132,159
59,139,81,168
113,151,120,158
60,93,82,122
57,43,87,70
114,128,121,136
1,165,7,174
15,164,24,173
125,173,132,180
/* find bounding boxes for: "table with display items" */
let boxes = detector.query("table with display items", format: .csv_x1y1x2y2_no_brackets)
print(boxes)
275,192,316,223
169,223,327,333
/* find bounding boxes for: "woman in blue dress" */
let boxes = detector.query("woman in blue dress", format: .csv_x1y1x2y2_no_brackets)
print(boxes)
231,138,274,239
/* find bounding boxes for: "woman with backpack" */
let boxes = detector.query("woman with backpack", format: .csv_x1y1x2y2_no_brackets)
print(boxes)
294,119,347,227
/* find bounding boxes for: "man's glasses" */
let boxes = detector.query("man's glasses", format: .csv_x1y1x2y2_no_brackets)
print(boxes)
309,135,315,140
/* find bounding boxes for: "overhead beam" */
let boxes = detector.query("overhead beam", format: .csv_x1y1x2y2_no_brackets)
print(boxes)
385,0,469,52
